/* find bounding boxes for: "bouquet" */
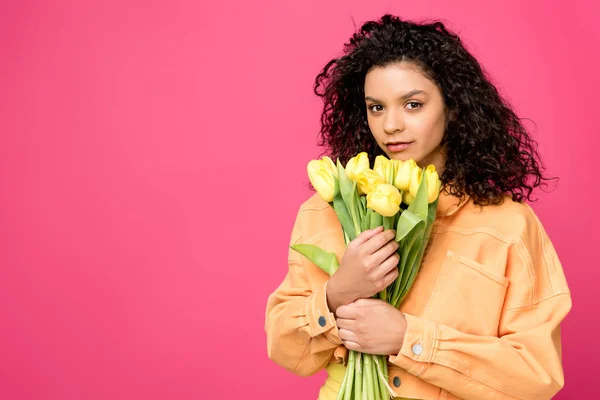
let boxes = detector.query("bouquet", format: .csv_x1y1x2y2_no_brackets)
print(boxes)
290,152,441,400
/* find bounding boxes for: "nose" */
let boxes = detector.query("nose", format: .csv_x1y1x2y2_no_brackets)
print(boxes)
383,107,405,134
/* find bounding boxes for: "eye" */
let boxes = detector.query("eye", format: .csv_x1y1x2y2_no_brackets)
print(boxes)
368,104,383,113
406,101,422,110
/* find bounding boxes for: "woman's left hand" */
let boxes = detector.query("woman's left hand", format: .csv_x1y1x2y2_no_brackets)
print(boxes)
336,298,407,355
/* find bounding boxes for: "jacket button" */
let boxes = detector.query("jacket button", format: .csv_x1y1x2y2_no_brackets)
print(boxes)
412,344,423,356
393,376,401,387
318,316,327,327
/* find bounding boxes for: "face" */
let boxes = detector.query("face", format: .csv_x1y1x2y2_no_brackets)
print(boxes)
364,62,450,173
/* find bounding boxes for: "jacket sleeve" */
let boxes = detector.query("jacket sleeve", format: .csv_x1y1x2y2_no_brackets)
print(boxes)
265,206,345,377
389,208,572,400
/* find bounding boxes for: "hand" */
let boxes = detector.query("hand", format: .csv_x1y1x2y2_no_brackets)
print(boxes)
327,227,399,313
335,298,407,355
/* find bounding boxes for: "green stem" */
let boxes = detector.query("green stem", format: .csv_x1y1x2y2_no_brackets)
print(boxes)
378,355,389,399
365,354,374,399
342,351,355,400
354,352,362,399
362,361,368,400
372,355,380,399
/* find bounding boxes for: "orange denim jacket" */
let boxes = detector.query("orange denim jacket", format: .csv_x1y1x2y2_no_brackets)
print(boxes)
265,189,571,400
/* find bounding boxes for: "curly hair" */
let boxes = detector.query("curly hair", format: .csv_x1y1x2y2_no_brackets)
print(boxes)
312,14,556,206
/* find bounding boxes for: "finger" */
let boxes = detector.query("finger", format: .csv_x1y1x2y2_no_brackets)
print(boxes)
342,340,362,352
381,264,399,288
335,305,356,319
350,226,384,248
338,328,359,343
362,229,396,255
335,317,356,331
369,239,399,268
350,298,381,307
372,252,400,278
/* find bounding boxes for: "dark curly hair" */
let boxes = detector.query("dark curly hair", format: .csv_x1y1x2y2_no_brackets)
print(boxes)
312,14,556,206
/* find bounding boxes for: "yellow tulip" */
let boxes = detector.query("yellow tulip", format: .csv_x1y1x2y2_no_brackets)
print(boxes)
425,165,442,203
403,191,415,205
366,183,402,217
321,156,338,178
307,159,336,202
373,155,394,183
392,159,403,178
355,169,384,195
395,159,417,191
345,152,369,181
409,166,423,198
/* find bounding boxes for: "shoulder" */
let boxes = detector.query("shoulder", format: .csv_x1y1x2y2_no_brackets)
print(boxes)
298,192,332,212
457,194,550,244
294,193,341,232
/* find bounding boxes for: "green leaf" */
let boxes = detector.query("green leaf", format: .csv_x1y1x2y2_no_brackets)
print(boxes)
361,207,372,232
383,216,394,231
369,210,383,230
396,198,441,303
359,194,367,219
389,181,443,307
395,209,424,242
333,173,357,241
289,244,339,276
337,159,361,237
407,169,429,222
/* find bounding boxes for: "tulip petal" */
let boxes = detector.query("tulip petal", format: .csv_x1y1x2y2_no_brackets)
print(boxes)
407,168,430,221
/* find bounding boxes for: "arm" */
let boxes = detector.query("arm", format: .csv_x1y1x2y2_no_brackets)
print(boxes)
390,212,571,400
264,208,344,377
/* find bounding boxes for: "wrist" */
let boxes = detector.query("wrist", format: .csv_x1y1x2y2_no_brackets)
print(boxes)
394,312,408,354
326,277,352,314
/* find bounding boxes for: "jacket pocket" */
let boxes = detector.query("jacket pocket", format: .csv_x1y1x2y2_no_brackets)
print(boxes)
423,250,509,336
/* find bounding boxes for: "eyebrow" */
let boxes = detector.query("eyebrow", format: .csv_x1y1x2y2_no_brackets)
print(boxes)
365,90,426,103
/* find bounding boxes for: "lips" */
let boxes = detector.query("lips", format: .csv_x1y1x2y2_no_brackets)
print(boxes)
386,141,413,152
386,141,411,145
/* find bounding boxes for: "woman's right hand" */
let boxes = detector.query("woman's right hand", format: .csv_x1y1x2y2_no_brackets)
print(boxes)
326,226,400,314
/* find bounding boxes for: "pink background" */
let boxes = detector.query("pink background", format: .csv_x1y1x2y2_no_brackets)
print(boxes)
1,1,597,399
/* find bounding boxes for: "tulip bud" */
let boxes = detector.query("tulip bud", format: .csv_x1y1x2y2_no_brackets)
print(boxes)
345,152,369,181
356,169,385,195
425,165,442,203
394,159,417,191
366,183,402,217
403,191,415,205
392,159,403,178
373,155,394,184
307,159,336,202
409,165,423,198
321,156,338,178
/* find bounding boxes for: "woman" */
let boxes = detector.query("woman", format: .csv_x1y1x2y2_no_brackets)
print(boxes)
265,14,571,400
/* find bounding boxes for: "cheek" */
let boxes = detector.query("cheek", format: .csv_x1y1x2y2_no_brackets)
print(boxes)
411,114,445,144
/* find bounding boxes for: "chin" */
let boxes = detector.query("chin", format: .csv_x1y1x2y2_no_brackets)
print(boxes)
389,154,419,163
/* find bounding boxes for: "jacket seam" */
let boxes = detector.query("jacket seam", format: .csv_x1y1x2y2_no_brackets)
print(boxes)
504,292,571,312
513,236,537,305
527,205,557,293
434,225,513,243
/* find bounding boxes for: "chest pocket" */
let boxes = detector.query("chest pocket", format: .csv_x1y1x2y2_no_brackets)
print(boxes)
423,250,509,336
